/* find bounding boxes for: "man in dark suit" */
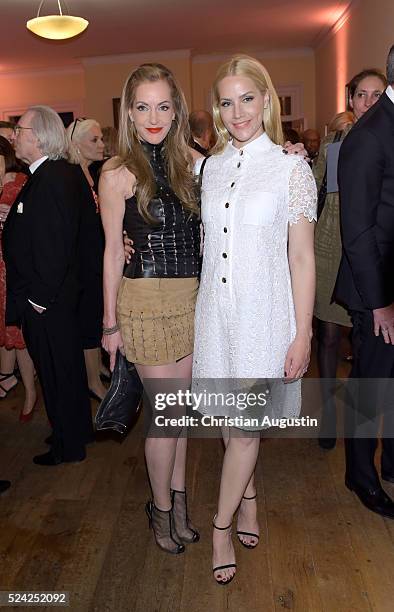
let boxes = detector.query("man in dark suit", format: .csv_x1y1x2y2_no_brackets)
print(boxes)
189,110,214,156
334,46,394,517
3,105,94,466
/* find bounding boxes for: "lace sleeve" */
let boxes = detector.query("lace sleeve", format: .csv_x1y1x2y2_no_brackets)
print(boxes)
288,159,317,226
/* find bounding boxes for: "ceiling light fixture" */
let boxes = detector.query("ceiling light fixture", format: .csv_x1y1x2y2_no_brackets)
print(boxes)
26,0,89,40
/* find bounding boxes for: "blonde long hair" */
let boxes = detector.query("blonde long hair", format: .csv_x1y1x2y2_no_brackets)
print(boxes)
116,63,198,223
211,55,284,154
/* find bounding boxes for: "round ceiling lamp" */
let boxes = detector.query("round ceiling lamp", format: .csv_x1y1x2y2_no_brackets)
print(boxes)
26,0,89,40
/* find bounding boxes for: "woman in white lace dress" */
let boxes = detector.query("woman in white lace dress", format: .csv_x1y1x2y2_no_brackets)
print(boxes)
192,55,317,585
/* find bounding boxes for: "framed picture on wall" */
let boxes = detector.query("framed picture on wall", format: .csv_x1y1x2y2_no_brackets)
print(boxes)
1,101,84,126
113,98,120,129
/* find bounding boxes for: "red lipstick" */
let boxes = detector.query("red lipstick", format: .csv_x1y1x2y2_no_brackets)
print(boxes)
146,128,163,133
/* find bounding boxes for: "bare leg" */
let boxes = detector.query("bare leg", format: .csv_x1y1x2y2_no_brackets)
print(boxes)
84,347,107,400
16,348,37,415
213,430,260,583
221,426,259,547
0,347,18,395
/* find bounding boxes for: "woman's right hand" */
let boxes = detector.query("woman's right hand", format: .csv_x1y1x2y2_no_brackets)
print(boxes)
101,329,124,371
0,204,10,224
123,230,134,264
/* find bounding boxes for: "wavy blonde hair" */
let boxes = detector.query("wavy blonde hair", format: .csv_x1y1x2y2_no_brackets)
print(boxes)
211,55,284,154
328,111,354,133
115,63,198,223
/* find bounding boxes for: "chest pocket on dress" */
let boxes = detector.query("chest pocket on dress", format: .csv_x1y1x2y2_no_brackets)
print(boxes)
242,191,278,226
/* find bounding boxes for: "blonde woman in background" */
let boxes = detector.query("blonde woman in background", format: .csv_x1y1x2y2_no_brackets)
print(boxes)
192,55,317,584
66,119,109,401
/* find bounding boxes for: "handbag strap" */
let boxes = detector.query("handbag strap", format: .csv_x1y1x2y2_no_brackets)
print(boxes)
198,156,208,193
316,130,343,221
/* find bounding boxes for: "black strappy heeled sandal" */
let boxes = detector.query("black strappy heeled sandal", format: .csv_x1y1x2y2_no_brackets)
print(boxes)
236,494,260,549
212,516,237,585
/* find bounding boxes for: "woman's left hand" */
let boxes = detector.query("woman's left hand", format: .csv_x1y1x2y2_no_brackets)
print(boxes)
283,141,310,161
283,332,311,381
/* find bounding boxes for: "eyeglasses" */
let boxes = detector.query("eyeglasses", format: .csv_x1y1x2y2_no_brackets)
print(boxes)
70,117,87,140
14,125,33,134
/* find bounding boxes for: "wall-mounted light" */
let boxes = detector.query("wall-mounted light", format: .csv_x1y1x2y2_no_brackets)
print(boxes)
26,0,89,40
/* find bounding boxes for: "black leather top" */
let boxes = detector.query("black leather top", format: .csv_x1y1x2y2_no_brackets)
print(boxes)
123,141,200,278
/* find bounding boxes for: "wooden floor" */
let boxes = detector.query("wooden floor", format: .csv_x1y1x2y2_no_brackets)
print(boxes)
1,341,394,611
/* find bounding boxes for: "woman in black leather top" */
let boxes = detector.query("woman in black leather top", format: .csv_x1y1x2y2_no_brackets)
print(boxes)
122,140,200,279
100,63,202,555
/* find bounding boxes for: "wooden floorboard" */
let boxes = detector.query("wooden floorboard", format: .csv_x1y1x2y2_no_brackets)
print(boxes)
1,341,393,611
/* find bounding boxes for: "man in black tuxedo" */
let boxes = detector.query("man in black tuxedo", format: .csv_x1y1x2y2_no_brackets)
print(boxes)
3,105,94,466
334,46,394,517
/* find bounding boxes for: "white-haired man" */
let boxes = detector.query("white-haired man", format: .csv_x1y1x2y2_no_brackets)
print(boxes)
3,106,94,466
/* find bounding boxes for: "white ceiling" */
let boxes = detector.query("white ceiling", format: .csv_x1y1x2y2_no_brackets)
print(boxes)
1,0,351,72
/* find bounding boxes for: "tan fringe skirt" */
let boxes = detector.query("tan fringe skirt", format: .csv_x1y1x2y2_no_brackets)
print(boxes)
116,277,198,365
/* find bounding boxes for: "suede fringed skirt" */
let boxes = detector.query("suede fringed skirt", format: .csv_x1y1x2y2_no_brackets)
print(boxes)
116,277,198,365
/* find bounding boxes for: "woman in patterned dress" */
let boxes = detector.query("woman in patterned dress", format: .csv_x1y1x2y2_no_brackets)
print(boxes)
0,136,37,418
314,69,387,449
192,55,317,584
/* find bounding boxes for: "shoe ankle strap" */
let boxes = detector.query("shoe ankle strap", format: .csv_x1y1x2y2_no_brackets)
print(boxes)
242,494,257,500
213,514,232,530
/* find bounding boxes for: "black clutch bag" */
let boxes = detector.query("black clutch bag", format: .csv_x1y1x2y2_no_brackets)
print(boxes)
95,350,143,435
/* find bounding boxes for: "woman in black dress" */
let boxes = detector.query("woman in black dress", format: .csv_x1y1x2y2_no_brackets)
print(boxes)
66,119,109,401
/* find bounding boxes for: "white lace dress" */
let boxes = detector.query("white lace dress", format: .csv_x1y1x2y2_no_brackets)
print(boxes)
192,133,317,425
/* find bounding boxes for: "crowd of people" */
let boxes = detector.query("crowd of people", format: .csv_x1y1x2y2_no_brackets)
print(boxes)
1,45,394,586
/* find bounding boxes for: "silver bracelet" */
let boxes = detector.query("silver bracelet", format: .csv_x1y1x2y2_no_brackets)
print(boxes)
102,324,120,335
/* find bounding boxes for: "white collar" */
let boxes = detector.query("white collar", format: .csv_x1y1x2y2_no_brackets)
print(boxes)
225,132,273,159
385,85,394,105
29,156,48,174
